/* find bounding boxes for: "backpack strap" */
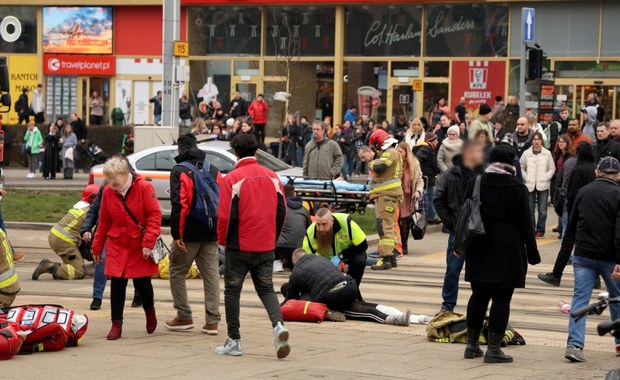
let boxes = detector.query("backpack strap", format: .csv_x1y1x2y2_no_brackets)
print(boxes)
473,176,482,201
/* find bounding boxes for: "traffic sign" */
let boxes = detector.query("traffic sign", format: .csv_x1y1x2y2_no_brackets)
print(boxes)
522,8,535,43
173,41,189,57
413,79,422,92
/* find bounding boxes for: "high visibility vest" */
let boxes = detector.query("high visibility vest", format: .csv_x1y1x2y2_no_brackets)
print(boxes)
0,229,18,292
302,213,366,260
50,206,89,246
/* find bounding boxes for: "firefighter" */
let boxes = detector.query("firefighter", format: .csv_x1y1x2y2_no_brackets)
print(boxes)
359,135,403,270
0,229,19,308
32,184,100,281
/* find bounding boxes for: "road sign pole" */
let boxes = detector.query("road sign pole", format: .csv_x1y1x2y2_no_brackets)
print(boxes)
162,0,180,128
519,39,526,117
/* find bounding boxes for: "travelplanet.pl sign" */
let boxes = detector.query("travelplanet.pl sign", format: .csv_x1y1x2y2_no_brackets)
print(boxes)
43,55,115,76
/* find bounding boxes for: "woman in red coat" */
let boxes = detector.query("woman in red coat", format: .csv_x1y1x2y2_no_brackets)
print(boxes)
247,94,269,144
92,156,162,340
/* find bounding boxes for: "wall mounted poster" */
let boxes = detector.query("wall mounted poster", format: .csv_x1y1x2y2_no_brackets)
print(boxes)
43,7,113,54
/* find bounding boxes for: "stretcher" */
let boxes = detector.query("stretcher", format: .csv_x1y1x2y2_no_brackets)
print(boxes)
279,176,370,215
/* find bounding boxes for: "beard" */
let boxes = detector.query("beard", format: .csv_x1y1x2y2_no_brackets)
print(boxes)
568,128,578,136
316,229,334,257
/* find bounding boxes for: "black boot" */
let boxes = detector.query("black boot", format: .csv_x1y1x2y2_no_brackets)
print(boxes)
399,218,410,255
484,332,513,363
391,254,398,268
464,328,484,359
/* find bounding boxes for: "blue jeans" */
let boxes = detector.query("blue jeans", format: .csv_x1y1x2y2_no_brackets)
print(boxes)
342,155,353,179
561,202,569,239
427,186,437,221
93,247,107,300
528,190,548,234
567,256,620,349
154,114,162,125
296,146,304,167
441,231,464,311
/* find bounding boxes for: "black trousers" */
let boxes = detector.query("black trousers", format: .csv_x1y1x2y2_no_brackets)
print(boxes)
552,246,572,278
275,247,295,268
254,124,266,143
110,276,154,321
318,277,357,311
466,282,514,334
345,252,366,288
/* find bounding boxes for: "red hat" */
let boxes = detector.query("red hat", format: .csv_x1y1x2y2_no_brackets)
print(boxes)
81,184,101,204
369,129,389,150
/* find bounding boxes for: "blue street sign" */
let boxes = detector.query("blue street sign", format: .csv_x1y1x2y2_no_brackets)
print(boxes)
522,8,535,43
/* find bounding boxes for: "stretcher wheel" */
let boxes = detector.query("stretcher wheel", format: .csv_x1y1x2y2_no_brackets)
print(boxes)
358,208,366,215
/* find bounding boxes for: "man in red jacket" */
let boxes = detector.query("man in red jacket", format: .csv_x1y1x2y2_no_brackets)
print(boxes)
216,133,290,359
247,94,269,144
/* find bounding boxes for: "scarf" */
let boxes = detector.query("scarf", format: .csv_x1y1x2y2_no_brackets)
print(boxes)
117,174,133,197
485,162,516,176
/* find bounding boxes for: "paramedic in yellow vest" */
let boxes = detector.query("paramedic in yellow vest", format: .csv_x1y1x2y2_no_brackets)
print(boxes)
359,137,404,271
32,185,100,281
302,208,368,289
0,229,19,307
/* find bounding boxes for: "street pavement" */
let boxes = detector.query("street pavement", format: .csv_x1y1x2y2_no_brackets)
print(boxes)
3,216,619,380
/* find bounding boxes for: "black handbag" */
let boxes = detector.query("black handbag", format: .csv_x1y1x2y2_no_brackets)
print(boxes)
454,175,485,253
78,240,93,262
410,210,427,240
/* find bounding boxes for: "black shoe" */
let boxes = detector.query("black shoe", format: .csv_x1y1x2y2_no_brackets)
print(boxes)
441,226,450,234
131,294,143,308
371,257,392,270
90,298,102,310
537,272,561,287
464,328,484,359
552,225,561,233
391,254,398,268
484,332,513,363
594,277,602,289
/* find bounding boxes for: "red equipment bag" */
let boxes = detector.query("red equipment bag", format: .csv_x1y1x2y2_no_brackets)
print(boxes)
0,321,24,360
3,305,88,353
281,300,328,323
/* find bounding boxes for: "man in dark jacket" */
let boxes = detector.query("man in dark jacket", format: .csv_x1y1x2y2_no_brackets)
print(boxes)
275,184,311,269
563,157,620,363
413,135,440,222
70,113,88,171
512,117,533,157
539,143,597,287
594,122,620,163
216,133,289,358
149,91,162,125
166,133,221,334
284,250,410,326
389,115,408,142
15,88,29,124
228,91,247,119
434,140,485,313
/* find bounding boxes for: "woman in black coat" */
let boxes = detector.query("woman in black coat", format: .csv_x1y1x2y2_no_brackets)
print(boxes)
461,144,540,364
42,122,60,180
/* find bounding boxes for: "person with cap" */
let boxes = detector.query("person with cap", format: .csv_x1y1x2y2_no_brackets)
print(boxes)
468,104,494,143
32,184,100,281
562,157,620,363
359,135,403,270
434,140,485,314
461,144,540,363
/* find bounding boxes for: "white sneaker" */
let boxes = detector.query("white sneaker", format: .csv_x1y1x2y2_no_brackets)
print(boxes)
273,322,291,359
273,260,284,273
26,173,33,178
215,337,242,356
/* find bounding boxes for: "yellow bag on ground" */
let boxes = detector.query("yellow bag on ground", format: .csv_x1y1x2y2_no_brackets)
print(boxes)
155,256,201,279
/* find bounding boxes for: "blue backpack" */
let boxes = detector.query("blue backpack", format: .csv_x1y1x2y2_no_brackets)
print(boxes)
178,159,219,230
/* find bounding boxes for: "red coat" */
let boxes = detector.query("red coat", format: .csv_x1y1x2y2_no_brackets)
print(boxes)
92,175,162,278
247,100,269,125
217,157,286,252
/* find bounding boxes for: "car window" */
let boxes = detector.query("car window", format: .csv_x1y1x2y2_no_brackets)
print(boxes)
226,149,290,172
205,152,235,174
135,150,178,171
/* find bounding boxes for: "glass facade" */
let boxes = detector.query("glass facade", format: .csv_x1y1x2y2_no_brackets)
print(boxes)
266,7,335,56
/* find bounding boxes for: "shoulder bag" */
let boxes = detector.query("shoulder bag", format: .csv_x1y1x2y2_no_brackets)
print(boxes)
119,196,168,264
454,175,485,254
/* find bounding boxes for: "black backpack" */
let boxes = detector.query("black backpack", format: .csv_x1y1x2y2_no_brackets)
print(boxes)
454,175,485,253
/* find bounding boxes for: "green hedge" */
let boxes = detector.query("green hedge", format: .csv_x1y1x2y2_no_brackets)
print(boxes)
2,124,132,167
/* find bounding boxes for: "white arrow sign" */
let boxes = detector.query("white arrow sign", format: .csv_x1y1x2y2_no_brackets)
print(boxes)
522,8,535,43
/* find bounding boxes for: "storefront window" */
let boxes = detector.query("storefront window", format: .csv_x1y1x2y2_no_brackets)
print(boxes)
343,61,387,123
425,4,508,57
423,83,449,124
391,62,420,78
189,60,231,116
266,7,335,56
425,61,449,77
602,2,620,56
556,61,620,79
0,6,37,53
46,76,78,123
345,5,421,57
233,61,259,77
188,7,261,56
509,2,598,57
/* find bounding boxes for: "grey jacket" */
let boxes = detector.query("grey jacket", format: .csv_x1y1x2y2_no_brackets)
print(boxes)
276,196,311,249
303,138,343,179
